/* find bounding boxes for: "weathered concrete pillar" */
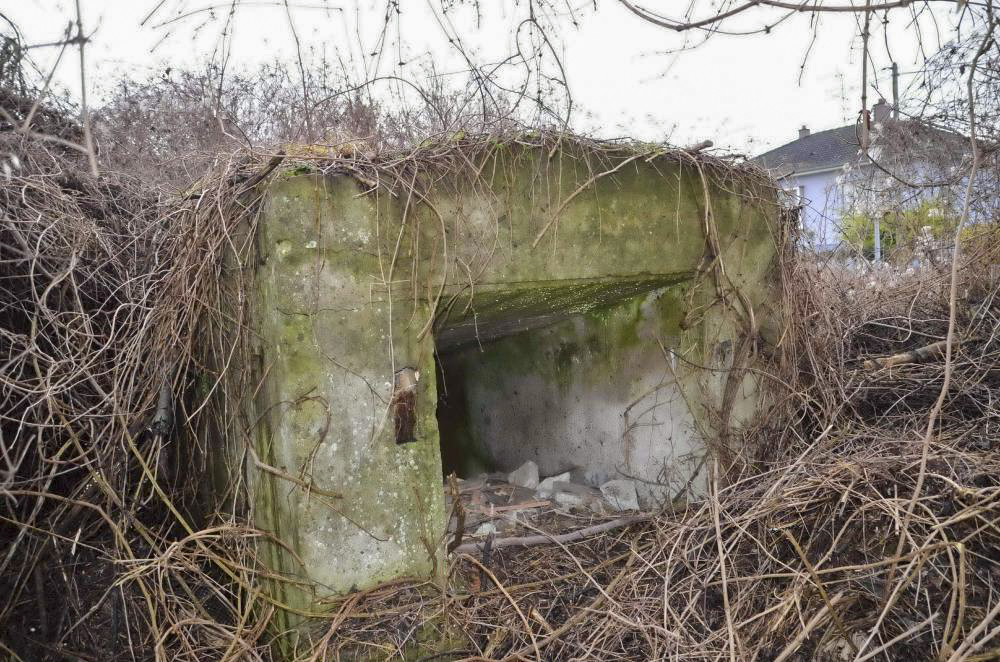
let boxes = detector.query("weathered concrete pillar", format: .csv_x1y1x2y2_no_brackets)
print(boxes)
248,175,445,615
236,140,784,624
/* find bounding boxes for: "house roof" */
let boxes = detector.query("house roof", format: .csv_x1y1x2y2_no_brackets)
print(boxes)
754,114,969,180
754,124,862,176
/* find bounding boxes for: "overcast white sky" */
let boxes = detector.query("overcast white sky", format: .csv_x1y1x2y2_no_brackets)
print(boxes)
7,1,953,153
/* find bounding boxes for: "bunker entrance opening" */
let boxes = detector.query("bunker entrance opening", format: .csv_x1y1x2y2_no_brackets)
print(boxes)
430,276,699,504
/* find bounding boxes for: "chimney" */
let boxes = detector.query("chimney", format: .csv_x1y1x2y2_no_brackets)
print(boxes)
798,125,810,140
872,99,891,123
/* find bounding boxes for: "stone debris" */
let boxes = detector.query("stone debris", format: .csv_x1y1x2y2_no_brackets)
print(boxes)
816,632,868,661
507,460,540,489
600,479,640,511
535,471,571,498
551,481,603,510
446,472,645,542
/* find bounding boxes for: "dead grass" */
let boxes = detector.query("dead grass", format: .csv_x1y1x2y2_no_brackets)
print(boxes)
319,243,1000,661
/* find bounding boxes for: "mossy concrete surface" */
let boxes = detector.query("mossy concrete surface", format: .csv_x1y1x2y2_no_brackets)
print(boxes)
240,144,783,621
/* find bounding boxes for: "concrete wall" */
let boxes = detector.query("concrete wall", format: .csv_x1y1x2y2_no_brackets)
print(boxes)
238,140,784,623
246,175,444,624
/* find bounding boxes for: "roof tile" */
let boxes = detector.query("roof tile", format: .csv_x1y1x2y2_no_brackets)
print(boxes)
754,124,861,175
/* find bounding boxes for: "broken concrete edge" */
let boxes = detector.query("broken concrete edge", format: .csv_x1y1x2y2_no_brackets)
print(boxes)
535,472,572,498
600,479,640,512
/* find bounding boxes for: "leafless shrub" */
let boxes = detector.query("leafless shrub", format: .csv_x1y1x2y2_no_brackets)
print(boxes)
0,118,275,660
92,59,524,188
0,14,30,97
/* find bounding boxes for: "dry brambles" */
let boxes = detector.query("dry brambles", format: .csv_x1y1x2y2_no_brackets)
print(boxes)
0,102,999,661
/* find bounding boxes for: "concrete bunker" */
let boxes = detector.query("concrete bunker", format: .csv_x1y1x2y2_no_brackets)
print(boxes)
236,137,784,621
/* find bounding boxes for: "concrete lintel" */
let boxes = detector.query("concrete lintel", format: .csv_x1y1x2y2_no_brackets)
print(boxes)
435,272,692,350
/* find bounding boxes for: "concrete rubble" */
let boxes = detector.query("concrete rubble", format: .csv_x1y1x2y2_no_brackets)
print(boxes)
446,472,642,541
474,522,498,537
535,471,571,498
507,460,540,489
600,479,640,511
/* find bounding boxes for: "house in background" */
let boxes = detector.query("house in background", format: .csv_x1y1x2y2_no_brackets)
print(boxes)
755,100,971,256
754,104,892,251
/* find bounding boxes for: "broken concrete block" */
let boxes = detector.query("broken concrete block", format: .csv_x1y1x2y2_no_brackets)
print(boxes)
507,460,539,489
601,479,640,511
552,481,602,509
554,481,596,496
535,471,571,498
553,490,587,509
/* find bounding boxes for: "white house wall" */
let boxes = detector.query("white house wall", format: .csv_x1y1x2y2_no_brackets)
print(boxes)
785,169,845,250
